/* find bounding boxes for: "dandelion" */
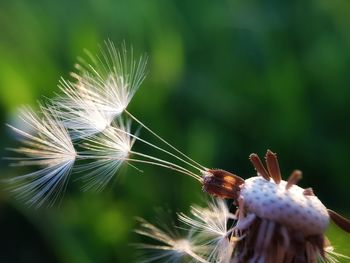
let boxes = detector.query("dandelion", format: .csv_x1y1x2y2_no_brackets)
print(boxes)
6,105,76,207
4,41,350,262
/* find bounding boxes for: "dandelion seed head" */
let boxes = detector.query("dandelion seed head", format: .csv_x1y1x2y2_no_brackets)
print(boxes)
202,150,349,262
241,176,329,236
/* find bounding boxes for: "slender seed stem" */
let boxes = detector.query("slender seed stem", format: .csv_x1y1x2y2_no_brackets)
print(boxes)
78,151,202,181
129,151,201,180
185,250,209,263
123,158,202,181
125,110,207,171
110,126,204,172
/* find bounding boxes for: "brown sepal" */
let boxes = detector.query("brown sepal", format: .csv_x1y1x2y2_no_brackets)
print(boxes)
249,153,270,181
202,169,244,200
286,170,302,190
328,209,350,234
265,150,282,184
303,188,315,196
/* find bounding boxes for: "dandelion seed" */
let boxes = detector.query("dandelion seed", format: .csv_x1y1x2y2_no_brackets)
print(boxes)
322,245,350,263
76,41,148,114
54,79,116,139
77,118,135,191
136,218,208,263
6,105,76,207
53,41,147,139
178,199,236,263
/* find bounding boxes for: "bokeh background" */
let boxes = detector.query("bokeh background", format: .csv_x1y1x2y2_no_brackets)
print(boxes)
1,0,350,262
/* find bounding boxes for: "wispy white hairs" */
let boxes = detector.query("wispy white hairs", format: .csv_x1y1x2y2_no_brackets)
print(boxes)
7,105,76,207
136,218,209,263
136,200,234,263
55,78,115,139
54,41,148,140
178,200,235,263
77,119,135,191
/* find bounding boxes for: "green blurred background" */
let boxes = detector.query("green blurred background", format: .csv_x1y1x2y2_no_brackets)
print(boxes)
0,0,350,262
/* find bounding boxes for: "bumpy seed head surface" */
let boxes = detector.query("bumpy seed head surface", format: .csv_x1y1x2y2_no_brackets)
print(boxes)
240,176,329,236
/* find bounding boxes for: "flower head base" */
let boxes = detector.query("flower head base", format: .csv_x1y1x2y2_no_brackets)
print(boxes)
137,151,350,263
201,150,350,263
241,176,329,236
